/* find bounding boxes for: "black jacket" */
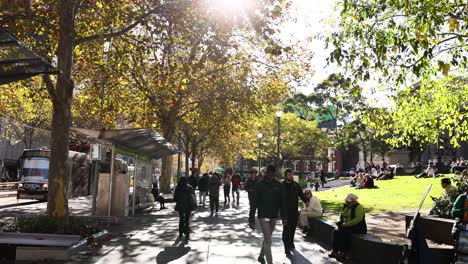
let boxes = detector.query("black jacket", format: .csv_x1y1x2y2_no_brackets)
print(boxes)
281,180,306,219
244,177,258,193
254,177,284,219
198,175,209,192
188,175,198,189
174,183,195,212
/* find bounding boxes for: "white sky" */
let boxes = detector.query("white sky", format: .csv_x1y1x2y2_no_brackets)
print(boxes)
279,0,392,106
280,0,338,95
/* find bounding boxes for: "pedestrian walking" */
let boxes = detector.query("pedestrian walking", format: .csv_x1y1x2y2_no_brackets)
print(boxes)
174,177,196,241
244,169,258,229
319,169,326,188
231,173,242,205
281,168,307,256
188,169,198,190
198,173,210,206
254,165,284,264
208,172,222,216
223,174,231,205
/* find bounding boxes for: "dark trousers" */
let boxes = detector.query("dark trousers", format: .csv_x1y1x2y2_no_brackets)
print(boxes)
248,192,256,224
232,186,240,203
210,195,219,212
224,186,230,203
282,211,299,250
178,209,191,235
332,227,353,252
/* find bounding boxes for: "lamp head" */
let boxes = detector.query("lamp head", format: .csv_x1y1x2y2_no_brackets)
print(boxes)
275,110,283,117
257,132,263,139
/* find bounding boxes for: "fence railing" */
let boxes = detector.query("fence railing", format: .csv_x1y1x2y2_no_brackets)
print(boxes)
0,182,18,190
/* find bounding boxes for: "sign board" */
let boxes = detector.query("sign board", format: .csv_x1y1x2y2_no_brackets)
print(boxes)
90,144,106,161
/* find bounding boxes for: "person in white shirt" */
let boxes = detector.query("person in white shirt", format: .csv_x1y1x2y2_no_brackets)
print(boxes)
299,189,323,234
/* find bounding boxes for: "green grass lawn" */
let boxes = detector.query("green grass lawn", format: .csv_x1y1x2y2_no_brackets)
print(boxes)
315,176,447,213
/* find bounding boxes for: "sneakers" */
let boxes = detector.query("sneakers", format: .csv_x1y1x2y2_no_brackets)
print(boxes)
257,256,265,264
248,222,256,230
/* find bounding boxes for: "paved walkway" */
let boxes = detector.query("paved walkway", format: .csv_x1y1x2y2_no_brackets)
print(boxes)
69,191,342,264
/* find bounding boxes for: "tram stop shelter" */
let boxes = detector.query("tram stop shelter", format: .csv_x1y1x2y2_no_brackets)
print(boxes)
71,127,176,217
0,29,57,84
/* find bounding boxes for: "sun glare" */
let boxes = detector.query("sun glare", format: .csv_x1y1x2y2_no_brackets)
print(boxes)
214,0,249,12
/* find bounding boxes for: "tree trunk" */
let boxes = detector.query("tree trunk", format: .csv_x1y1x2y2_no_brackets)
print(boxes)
159,118,176,193
47,0,75,228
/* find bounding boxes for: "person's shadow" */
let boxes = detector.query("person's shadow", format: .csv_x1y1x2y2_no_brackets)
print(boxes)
286,249,313,264
155,237,191,264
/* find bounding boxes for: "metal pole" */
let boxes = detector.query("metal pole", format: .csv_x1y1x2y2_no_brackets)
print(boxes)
107,145,115,216
277,116,281,172
132,155,138,216
0,119,6,178
91,160,99,215
258,138,261,172
177,130,182,180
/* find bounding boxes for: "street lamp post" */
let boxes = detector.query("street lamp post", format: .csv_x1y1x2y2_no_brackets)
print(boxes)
275,110,283,173
257,132,263,172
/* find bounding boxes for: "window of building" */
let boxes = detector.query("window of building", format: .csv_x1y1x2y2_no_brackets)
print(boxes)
293,160,300,172
304,160,310,172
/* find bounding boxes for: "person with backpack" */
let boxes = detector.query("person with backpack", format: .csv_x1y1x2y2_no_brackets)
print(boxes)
174,177,196,241
198,173,210,207
208,172,222,216
329,193,367,260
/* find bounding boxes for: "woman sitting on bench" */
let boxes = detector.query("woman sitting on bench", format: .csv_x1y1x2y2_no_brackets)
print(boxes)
299,190,323,234
329,193,367,260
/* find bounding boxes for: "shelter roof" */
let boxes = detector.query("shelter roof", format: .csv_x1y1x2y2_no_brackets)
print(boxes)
0,29,56,84
71,127,176,160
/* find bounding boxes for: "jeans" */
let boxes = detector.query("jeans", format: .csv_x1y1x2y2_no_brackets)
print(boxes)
248,192,256,224
209,195,219,213
178,209,191,235
282,211,298,251
259,218,277,264
224,185,231,203
232,186,240,203
199,191,207,205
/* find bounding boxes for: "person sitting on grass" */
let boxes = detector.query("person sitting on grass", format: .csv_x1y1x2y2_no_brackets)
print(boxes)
299,189,323,235
355,174,365,189
329,193,367,261
363,174,375,189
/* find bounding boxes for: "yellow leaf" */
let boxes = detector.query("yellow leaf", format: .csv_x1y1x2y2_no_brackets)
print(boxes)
448,18,459,32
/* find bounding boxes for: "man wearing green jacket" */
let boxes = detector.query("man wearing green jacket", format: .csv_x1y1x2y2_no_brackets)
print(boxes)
329,193,367,260
452,192,468,220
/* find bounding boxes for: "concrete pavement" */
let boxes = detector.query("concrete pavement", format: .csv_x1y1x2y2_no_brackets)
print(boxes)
69,191,342,264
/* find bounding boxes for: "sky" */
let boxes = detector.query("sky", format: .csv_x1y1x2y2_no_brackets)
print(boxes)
280,0,338,95
279,0,392,106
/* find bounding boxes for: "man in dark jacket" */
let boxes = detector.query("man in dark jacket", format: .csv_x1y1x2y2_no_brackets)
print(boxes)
174,177,196,241
254,165,284,264
188,169,198,190
281,168,306,255
208,172,222,216
244,169,258,229
198,173,210,206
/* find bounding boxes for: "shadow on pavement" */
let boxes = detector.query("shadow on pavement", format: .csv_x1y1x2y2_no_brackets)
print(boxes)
155,243,191,264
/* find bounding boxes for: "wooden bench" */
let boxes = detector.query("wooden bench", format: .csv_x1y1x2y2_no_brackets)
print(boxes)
307,216,453,264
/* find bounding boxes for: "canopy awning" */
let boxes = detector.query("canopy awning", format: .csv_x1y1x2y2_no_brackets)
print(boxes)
0,29,57,84
71,127,177,160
